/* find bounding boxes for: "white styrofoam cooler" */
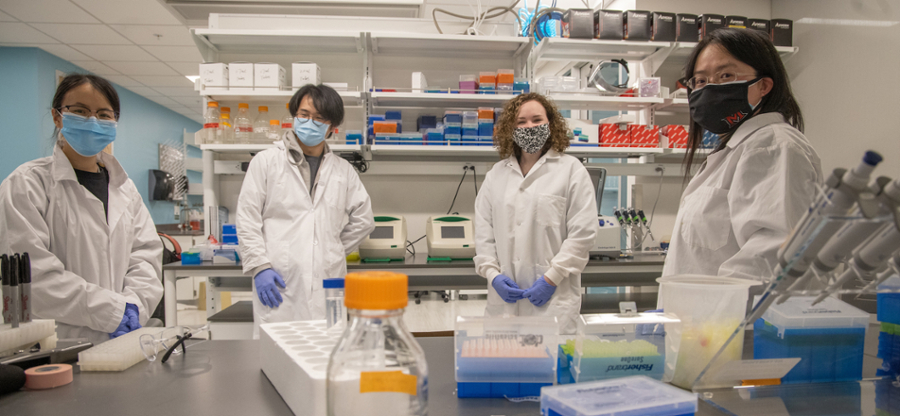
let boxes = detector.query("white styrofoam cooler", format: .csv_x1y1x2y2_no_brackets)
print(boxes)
260,320,340,416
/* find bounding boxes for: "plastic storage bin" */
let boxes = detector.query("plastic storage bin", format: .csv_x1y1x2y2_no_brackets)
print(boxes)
568,312,682,383
754,296,868,384
459,75,478,93
455,315,558,398
657,275,760,389
540,375,698,416
345,130,363,145
877,276,900,325
877,322,900,378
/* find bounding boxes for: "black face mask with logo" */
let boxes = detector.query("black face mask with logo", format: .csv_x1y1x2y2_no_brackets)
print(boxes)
688,77,763,134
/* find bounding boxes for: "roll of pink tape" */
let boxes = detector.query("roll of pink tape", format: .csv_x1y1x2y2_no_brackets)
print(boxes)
25,364,73,390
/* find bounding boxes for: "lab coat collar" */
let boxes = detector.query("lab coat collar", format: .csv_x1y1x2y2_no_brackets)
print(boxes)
726,112,787,149
504,148,561,169
51,142,128,188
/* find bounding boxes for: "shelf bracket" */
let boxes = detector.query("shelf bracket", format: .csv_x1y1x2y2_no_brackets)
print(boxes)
645,43,676,76
355,33,365,54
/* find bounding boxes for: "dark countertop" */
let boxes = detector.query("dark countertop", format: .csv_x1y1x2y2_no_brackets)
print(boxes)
156,223,204,236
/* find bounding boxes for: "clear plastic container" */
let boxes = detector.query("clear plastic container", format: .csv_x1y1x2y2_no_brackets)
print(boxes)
234,103,253,143
327,272,427,416
281,103,293,133
497,69,514,84
540,76,561,93
561,76,579,91
569,312,682,383
253,106,270,143
462,111,478,125
540,376,698,416
459,74,478,94
203,101,220,144
657,275,760,389
324,278,346,331
219,113,234,143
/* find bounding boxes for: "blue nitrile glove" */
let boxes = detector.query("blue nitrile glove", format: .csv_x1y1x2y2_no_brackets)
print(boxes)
110,303,141,339
255,269,286,308
638,309,665,336
491,274,525,303
523,277,556,307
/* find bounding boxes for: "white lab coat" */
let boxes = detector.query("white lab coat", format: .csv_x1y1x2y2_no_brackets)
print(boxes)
474,150,599,335
0,145,163,346
662,113,822,282
237,131,374,338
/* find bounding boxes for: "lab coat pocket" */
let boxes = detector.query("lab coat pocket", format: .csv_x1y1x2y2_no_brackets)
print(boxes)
536,194,566,228
680,186,731,251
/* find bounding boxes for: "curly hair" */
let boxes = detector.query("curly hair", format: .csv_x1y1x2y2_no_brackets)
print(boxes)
494,93,570,159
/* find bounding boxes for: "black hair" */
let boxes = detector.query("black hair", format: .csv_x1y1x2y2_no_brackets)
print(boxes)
52,74,120,120
682,28,804,178
288,84,344,138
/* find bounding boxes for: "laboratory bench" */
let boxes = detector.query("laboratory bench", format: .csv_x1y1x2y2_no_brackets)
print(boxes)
162,253,666,326
1,327,891,416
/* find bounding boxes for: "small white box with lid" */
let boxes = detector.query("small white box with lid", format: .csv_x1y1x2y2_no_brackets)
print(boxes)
254,63,285,92
292,62,321,89
198,63,228,93
228,62,254,91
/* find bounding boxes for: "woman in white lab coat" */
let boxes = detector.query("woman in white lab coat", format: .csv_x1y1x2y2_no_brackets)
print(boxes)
662,28,822,282
474,93,599,335
0,74,163,345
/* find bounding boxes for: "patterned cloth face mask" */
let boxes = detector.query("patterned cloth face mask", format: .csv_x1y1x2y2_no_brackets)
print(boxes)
513,123,550,154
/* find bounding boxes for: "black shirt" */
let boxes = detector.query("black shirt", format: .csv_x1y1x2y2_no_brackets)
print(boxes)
74,165,109,221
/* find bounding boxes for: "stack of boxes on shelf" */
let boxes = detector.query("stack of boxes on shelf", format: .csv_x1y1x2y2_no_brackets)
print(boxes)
561,8,792,46
360,108,501,147
456,69,528,95
877,277,900,379
198,62,324,92
600,123,720,149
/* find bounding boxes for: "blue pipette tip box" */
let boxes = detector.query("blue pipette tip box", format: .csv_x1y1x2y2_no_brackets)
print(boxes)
540,376,698,416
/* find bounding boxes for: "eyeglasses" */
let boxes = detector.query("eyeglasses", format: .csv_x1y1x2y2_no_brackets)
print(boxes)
684,72,757,90
295,114,328,127
59,105,117,121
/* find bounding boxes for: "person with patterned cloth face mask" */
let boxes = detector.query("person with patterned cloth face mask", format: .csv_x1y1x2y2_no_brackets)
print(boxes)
0,74,163,345
236,84,374,339
660,28,822,292
474,93,599,335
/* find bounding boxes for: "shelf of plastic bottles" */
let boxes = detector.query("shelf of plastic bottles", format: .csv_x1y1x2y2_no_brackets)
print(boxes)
200,143,362,154
192,28,365,55
369,33,531,59
201,89,364,107
368,144,665,159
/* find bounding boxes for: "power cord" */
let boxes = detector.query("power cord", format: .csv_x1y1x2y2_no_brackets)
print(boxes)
447,166,470,215
432,0,521,35
637,167,665,249
470,166,478,196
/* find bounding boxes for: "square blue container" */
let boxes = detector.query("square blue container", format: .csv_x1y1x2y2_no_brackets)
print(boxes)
222,224,236,234
753,297,868,384
462,125,478,137
443,112,462,124
181,251,201,265
445,124,462,136
461,135,478,146
385,110,401,120
417,115,437,131
478,122,494,136
877,277,900,325
222,234,238,244
446,134,461,145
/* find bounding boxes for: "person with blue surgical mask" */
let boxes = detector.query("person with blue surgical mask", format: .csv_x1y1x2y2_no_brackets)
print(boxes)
0,74,163,345
237,84,374,338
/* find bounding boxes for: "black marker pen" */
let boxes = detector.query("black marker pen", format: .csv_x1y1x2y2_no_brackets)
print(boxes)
20,253,31,323
1,254,9,324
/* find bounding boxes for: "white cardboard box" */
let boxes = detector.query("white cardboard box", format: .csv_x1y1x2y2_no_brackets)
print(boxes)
412,72,428,93
292,62,321,89
229,62,254,91
199,63,228,93
260,320,340,416
254,63,286,92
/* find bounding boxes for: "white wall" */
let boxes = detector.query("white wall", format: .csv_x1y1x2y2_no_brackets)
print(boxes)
772,0,900,179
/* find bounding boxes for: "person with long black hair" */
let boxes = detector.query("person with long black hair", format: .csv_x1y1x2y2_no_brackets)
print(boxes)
0,74,163,344
661,28,822,282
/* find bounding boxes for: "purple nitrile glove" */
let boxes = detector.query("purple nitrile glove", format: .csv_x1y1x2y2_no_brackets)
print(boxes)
255,269,286,308
491,274,525,303
523,277,556,307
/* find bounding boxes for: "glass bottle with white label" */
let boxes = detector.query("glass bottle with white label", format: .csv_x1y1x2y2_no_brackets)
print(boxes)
327,271,427,416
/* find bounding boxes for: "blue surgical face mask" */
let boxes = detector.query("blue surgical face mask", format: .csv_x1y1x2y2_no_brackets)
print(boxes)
293,117,329,147
60,113,117,156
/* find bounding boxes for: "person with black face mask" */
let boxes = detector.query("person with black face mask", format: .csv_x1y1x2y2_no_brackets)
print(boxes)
660,28,822,285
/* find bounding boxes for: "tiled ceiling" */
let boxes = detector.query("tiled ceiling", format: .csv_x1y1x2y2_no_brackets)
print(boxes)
0,0,204,123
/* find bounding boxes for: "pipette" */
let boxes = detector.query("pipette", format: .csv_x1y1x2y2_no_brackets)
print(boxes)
636,209,655,241
812,222,900,305
613,208,626,226
776,151,883,278
857,251,900,294
777,177,899,303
